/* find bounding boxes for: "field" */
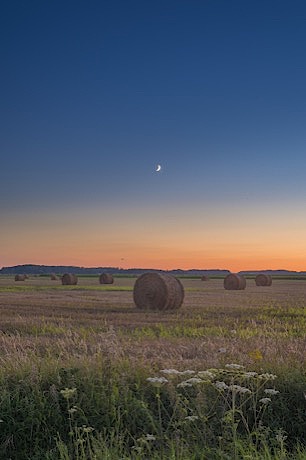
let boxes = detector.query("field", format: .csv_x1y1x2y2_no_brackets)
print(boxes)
1,275,306,459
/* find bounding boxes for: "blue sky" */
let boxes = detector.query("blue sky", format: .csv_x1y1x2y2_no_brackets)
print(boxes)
1,0,306,269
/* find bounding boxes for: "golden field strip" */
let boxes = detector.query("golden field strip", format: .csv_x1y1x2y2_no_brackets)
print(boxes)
1,275,306,371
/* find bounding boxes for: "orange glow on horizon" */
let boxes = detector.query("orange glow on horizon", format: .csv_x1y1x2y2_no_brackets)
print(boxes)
2,204,306,272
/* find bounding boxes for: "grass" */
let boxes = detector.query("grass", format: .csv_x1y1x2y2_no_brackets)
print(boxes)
1,275,306,458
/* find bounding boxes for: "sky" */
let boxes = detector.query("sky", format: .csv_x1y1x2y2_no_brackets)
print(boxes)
1,0,306,271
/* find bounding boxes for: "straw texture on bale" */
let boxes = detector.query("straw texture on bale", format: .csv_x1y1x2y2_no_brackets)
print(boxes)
201,275,210,281
50,273,59,280
15,274,26,281
99,273,114,284
224,273,246,290
133,272,184,311
255,274,272,286
61,273,78,285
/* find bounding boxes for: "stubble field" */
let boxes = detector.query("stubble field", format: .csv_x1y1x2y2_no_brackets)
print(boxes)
1,275,306,459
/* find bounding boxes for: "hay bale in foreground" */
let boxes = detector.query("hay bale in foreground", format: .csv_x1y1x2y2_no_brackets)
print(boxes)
15,274,26,281
255,274,272,286
224,273,246,290
50,273,59,281
61,273,78,285
99,273,114,284
133,272,184,310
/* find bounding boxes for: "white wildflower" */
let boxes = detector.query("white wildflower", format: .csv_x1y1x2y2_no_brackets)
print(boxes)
259,397,271,405
214,381,229,390
275,429,287,443
144,434,156,441
258,373,277,380
225,364,245,370
243,372,258,378
185,415,199,422
160,369,181,375
146,376,168,386
198,370,215,380
184,377,203,385
264,388,279,396
229,384,251,395
177,381,193,388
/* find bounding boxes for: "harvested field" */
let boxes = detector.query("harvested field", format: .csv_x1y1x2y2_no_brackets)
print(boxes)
1,275,306,369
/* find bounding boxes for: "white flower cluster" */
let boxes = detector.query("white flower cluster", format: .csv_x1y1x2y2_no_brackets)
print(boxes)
225,363,245,370
177,377,203,388
264,388,279,395
146,376,169,386
258,373,277,380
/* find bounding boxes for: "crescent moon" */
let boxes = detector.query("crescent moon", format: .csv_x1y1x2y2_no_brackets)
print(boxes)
156,164,161,172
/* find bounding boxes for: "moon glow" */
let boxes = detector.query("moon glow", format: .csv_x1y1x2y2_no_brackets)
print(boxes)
156,164,162,172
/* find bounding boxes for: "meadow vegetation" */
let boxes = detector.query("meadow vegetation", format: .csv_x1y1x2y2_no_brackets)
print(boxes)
0,276,306,459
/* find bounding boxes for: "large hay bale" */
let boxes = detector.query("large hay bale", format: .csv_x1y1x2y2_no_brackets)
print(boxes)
15,274,26,281
255,274,272,286
61,273,78,285
224,273,246,290
133,272,184,310
99,273,114,284
50,273,59,281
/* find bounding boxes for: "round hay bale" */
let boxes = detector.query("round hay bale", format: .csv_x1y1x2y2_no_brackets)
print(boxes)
50,273,59,281
61,273,78,285
224,273,246,290
255,274,272,286
15,274,26,281
133,272,184,311
201,275,210,281
99,273,114,284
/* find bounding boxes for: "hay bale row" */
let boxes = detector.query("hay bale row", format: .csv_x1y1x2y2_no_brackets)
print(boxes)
15,274,26,281
255,274,272,286
99,273,114,284
133,272,184,310
201,275,210,281
224,273,246,290
50,273,59,281
61,273,78,285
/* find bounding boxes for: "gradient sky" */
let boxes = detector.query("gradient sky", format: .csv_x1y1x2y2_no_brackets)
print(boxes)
2,0,306,271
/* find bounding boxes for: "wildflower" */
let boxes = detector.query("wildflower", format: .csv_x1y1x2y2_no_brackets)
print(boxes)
275,429,287,443
177,381,193,388
144,434,156,441
225,364,245,370
198,370,215,380
60,388,77,399
82,425,94,433
146,377,168,386
249,349,263,361
229,384,251,395
160,368,180,375
258,373,277,380
68,406,78,414
184,377,203,385
259,397,271,405
243,371,258,378
264,388,279,395
185,415,199,422
214,381,229,390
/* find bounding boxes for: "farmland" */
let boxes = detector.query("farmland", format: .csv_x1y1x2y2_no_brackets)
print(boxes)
1,275,306,459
